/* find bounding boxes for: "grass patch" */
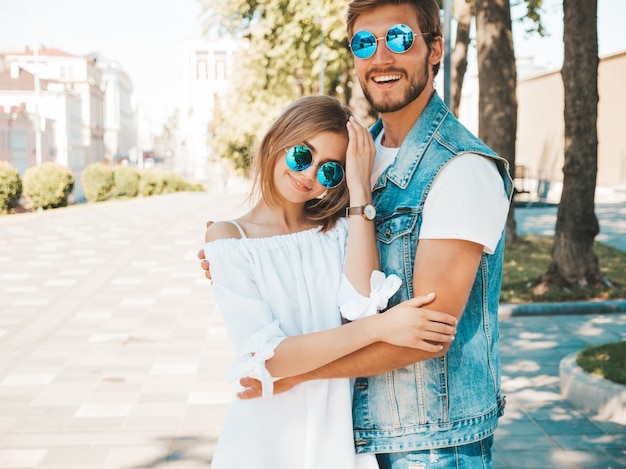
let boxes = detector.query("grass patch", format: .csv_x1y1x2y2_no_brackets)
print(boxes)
501,234,626,303
577,341,626,385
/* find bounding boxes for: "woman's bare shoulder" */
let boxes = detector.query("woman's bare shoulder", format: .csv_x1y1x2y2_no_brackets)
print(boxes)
205,221,243,242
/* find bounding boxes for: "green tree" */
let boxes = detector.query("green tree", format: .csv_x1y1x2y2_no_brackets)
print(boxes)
199,0,352,173
451,0,544,117
534,0,604,291
475,0,518,243
452,0,545,244
450,0,473,118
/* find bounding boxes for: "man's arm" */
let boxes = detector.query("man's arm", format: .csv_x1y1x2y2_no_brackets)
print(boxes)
314,238,482,375
237,238,482,398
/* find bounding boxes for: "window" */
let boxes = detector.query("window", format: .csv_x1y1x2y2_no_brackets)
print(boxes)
214,52,227,80
196,51,208,80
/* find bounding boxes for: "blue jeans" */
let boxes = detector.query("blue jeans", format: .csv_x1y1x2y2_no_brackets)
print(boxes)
375,436,493,469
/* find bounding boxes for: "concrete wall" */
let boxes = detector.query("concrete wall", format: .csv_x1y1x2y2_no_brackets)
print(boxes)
516,50,626,190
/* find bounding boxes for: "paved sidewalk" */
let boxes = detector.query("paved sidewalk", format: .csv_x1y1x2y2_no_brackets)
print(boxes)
515,202,626,252
0,191,624,468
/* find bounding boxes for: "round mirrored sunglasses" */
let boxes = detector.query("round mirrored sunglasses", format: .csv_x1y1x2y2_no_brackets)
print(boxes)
285,145,345,189
350,24,432,60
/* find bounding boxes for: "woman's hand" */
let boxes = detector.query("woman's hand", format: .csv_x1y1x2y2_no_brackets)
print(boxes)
377,293,457,352
345,116,375,200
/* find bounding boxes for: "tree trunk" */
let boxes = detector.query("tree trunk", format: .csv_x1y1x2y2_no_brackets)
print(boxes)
534,0,603,291
475,0,518,244
451,0,474,117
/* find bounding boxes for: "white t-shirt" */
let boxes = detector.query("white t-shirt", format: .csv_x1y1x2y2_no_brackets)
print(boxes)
373,131,509,254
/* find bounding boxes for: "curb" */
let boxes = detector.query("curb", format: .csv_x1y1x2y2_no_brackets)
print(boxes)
499,299,626,318
559,352,626,425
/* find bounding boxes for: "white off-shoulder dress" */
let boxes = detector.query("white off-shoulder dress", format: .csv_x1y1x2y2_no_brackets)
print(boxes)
205,218,398,469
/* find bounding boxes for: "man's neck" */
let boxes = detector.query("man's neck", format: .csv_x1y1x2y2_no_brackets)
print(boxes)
380,88,435,148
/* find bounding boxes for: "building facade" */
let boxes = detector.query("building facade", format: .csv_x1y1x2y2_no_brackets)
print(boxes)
90,53,136,165
0,103,54,173
0,46,140,201
178,37,238,182
0,61,82,176
516,50,626,199
4,47,106,168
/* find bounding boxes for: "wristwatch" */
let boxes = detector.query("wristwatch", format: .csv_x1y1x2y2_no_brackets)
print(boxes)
346,203,376,221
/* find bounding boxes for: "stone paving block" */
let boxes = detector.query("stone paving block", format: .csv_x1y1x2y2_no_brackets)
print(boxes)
0,434,59,449
0,448,48,468
39,446,109,466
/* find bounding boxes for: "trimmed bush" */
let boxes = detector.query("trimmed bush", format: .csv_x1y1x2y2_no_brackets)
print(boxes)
0,161,23,214
139,170,165,197
162,172,186,193
184,181,206,192
23,162,74,210
112,165,140,198
82,163,114,202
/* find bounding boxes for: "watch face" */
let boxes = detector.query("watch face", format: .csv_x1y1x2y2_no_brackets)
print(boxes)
364,204,376,220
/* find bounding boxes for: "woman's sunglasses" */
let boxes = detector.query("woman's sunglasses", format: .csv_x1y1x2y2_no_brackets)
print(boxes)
350,24,432,60
285,145,345,189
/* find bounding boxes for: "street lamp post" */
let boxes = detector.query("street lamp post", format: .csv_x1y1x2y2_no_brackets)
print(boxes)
34,35,42,166
24,4,43,166
443,0,453,108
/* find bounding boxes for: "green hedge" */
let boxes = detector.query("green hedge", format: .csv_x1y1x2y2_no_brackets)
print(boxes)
82,163,114,202
183,181,206,192
112,165,140,198
23,162,74,210
0,161,23,214
162,172,187,193
9,161,205,212
139,170,165,197
79,163,207,201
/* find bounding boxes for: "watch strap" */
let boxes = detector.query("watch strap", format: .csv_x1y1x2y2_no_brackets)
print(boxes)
346,206,366,216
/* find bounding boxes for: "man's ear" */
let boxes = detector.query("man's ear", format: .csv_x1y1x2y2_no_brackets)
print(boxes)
429,36,444,66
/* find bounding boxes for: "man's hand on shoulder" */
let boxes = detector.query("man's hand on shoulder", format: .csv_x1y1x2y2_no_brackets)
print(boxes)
198,220,214,280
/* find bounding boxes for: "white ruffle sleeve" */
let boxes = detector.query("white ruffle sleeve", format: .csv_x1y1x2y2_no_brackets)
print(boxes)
205,240,287,399
338,270,402,321
226,320,283,398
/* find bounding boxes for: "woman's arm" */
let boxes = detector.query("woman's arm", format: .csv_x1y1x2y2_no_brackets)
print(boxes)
266,293,456,378
343,117,378,295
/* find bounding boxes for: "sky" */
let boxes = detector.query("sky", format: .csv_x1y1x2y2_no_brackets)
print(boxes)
1,0,625,131
512,0,626,70
0,0,204,130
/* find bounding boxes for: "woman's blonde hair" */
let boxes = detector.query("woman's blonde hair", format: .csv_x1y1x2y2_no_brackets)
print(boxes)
249,96,353,232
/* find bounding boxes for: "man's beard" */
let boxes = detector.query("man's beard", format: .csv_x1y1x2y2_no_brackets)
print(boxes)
361,55,431,114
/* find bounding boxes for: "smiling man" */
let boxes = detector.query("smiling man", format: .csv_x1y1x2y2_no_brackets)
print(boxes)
339,2,512,467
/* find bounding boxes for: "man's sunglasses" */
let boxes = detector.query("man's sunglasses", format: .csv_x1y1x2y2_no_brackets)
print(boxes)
285,145,345,189
350,24,432,60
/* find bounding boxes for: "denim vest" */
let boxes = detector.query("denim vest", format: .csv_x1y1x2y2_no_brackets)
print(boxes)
353,93,513,453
